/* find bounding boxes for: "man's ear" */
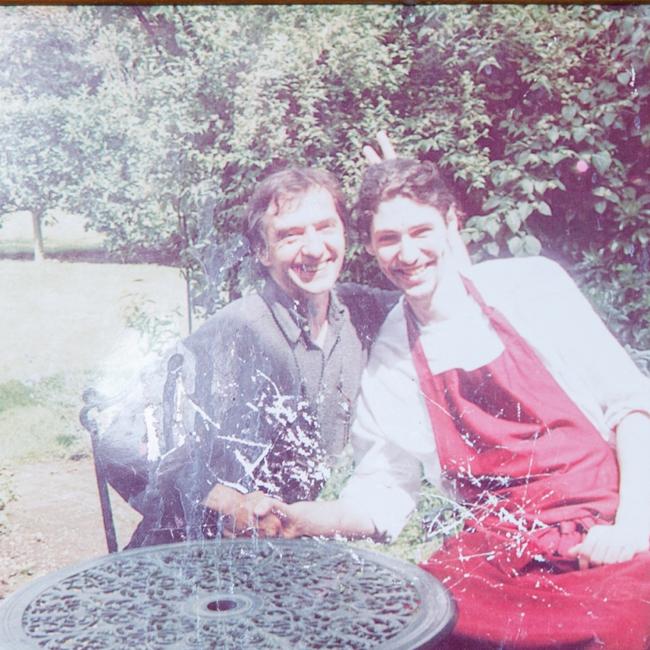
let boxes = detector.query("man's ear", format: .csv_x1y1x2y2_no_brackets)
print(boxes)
256,243,271,268
364,240,375,257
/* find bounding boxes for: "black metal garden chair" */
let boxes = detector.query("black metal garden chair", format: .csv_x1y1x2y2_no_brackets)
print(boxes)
79,353,184,553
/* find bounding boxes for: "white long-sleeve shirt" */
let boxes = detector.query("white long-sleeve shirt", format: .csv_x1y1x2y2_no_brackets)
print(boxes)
339,257,650,539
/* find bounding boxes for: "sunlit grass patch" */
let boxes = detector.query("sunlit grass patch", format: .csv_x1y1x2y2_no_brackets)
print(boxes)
0,380,37,413
0,373,91,464
0,466,16,536
55,433,78,449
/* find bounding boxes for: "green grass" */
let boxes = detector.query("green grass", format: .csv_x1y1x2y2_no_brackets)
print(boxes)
0,373,92,464
0,260,188,382
0,467,16,534
55,433,79,449
0,209,105,257
0,257,187,548
0,380,37,413
0,258,187,465
0,240,103,254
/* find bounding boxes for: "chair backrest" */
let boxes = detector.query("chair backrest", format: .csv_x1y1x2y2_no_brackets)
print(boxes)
79,353,185,553
80,388,119,553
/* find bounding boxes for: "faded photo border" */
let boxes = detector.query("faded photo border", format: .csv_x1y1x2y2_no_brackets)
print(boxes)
0,4,649,648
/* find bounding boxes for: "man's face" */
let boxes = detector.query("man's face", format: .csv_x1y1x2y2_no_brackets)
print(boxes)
366,195,455,301
259,186,346,300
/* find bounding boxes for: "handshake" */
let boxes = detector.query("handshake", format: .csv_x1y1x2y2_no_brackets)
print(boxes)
202,485,319,539
203,483,373,541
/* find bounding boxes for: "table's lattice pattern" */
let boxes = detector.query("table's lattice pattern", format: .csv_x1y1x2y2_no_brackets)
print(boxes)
2,540,454,649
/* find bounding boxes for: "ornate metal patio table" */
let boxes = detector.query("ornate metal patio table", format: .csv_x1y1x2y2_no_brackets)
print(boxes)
0,538,455,649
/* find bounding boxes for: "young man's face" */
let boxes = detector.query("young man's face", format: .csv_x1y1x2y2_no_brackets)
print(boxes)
366,195,455,301
259,186,346,301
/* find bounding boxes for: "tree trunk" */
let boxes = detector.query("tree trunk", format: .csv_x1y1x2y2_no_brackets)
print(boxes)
183,267,193,334
31,210,45,262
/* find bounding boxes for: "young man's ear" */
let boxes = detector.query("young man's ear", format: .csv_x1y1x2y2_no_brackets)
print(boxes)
364,240,375,256
445,204,460,231
445,203,472,271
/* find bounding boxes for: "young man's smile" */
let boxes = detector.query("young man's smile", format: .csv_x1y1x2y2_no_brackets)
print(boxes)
393,258,438,285
366,195,453,302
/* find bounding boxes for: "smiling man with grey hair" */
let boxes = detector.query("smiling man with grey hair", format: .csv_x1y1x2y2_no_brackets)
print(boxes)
99,164,396,547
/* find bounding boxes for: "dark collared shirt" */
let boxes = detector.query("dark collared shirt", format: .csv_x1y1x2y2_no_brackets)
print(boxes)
115,279,396,546
261,279,356,459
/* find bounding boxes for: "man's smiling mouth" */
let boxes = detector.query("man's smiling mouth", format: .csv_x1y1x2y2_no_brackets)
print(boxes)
394,260,435,280
295,261,331,274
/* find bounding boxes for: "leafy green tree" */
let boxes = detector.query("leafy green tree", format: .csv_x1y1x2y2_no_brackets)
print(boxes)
72,6,412,311
0,7,99,261
2,5,647,354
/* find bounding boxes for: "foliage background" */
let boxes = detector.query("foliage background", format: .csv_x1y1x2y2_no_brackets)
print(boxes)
1,4,649,362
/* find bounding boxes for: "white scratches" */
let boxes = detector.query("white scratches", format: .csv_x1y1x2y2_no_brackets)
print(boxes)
143,404,161,461
233,446,272,479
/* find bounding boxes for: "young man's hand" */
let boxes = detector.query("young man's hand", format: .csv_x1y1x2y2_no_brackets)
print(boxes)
568,522,649,569
202,484,284,537
569,412,650,568
265,499,377,540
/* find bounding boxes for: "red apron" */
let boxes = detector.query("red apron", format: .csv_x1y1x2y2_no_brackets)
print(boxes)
408,280,650,649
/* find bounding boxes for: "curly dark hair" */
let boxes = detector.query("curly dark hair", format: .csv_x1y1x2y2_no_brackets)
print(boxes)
245,167,348,254
355,159,457,242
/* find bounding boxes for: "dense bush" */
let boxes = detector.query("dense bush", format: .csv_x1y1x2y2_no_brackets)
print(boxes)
397,6,650,354
1,5,648,353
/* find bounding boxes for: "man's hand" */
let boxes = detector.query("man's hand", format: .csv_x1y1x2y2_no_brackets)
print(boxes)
363,130,397,165
266,501,321,539
568,412,649,569
202,484,283,537
568,522,649,570
265,499,377,540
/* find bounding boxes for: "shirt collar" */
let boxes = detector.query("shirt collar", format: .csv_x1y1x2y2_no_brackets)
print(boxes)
262,278,346,345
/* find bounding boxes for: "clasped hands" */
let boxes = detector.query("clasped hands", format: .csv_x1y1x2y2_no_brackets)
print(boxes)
202,484,306,539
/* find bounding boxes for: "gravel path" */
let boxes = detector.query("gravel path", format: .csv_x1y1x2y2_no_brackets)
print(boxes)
0,457,141,599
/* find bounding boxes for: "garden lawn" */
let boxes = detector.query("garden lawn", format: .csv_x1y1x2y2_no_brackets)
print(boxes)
0,259,187,596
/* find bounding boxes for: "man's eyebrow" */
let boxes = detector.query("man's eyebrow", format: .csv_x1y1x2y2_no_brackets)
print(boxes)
275,226,302,238
315,217,337,227
373,228,398,238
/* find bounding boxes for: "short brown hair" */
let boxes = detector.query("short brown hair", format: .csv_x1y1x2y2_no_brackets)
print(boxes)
245,167,348,253
356,159,457,242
